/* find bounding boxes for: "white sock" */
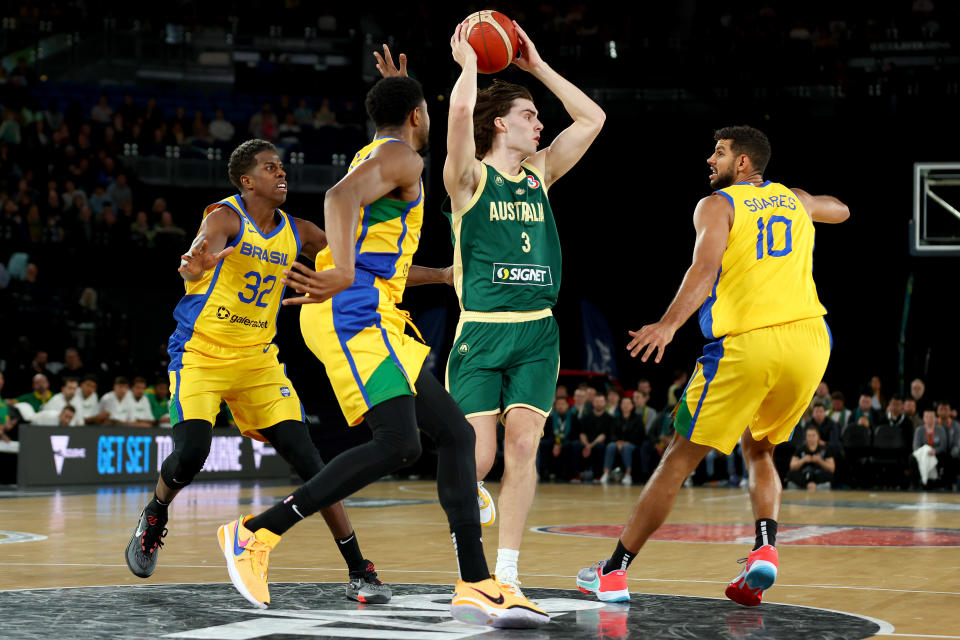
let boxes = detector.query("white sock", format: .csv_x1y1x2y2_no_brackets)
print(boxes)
495,548,519,578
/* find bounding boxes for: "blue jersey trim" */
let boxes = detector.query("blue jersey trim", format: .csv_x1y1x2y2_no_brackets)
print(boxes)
688,337,725,439
231,193,288,240
715,190,735,209
824,317,833,351
698,267,723,339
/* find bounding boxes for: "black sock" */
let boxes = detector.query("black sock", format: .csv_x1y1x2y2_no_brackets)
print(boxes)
754,518,778,550
336,531,366,574
452,525,490,583
603,539,636,574
245,489,315,536
146,494,168,522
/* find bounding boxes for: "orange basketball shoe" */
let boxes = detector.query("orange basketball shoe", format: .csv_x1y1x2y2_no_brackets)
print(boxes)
216,515,281,609
725,544,778,607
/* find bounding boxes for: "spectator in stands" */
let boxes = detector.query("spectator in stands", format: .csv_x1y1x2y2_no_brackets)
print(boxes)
95,204,127,245
312,98,337,128
209,109,235,143
635,378,654,409
632,390,660,439
912,408,948,490
89,184,112,215
249,103,278,140
936,401,960,485
16,373,52,412
904,397,922,428
849,392,883,430
573,394,612,482
787,424,837,490
806,401,841,449
555,384,568,401
190,110,212,145
90,95,113,124
601,395,644,486
0,109,22,145
124,376,157,427
806,380,831,420
294,98,313,124
538,395,574,481
153,211,187,245
146,378,171,425
75,374,101,424
61,180,87,213
605,387,621,417
117,93,139,126
130,210,154,248
96,376,132,424
571,385,589,421
105,173,132,211
869,375,886,411
277,113,302,146
885,394,912,445
42,377,84,426
910,378,930,413
32,404,76,427
666,369,688,408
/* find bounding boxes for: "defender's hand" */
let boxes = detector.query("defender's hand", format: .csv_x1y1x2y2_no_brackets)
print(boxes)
373,44,407,78
178,240,234,279
281,261,354,305
627,321,677,363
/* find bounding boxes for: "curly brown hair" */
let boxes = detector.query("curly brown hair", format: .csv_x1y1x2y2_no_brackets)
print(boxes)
714,125,771,174
473,80,534,157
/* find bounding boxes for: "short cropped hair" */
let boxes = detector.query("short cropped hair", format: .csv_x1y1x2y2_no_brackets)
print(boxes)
228,139,277,190
714,125,771,174
474,80,534,157
365,76,424,129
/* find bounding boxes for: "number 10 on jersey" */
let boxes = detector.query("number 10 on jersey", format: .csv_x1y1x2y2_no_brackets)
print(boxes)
756,215,793,260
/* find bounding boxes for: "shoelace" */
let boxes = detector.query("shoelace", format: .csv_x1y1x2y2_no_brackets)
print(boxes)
140,517,168,554
363,562,384,586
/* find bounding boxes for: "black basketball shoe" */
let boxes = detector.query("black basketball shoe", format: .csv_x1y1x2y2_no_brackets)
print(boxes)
124,508,168,578
345,560,392,603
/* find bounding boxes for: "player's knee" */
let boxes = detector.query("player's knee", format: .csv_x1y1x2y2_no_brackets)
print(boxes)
160,420,212,487
264,420,324,480
504,429,540,464
396,432,422,464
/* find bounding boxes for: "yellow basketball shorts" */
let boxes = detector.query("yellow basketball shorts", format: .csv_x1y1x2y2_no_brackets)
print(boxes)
167,328,305,441
300,279,430,427
673,316,832,454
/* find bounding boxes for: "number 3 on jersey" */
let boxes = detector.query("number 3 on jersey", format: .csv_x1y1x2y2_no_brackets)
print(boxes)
521,231,531,253
756,215,793,260
238,271,276,307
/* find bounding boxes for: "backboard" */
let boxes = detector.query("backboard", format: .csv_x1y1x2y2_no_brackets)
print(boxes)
911,162,960,256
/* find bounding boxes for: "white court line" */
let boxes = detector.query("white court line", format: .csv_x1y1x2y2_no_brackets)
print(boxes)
880,635,960,639
2,562,958,598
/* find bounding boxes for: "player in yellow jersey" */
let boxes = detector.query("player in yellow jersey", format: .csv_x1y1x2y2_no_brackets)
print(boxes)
576,125,850,605
124,139,391,604
215,57,548,627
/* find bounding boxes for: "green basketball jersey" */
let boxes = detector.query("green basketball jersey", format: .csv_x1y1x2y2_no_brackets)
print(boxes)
442,162,561,312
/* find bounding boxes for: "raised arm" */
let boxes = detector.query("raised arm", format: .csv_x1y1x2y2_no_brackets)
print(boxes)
791,188,850,224
443,22,482,203
292,217,328,261
282,143,424,304
512,22,605,189
626,195,732,363
178,206,240,282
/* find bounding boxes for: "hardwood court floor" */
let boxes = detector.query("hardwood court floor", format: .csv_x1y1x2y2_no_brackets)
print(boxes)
1,480,959,639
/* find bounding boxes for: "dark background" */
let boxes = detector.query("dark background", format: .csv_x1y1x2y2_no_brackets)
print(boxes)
2,1,958,426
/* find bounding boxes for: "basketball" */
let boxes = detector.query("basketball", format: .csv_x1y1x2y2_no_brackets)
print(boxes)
462,10,519,74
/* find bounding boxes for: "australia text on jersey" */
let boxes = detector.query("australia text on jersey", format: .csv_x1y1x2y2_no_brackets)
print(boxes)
488,201,545,222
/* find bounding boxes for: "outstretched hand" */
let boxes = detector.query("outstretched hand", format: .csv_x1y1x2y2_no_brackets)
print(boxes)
178,239,234,279
511,21,543,72
626,321,677,363
281,260,354,305
373,44,407,78
450,21,477,68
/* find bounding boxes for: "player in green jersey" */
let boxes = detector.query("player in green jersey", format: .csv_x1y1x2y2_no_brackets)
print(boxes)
443,20,606,595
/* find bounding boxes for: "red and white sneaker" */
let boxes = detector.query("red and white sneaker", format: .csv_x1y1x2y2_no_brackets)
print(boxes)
725,545,778,607
576,560,630,603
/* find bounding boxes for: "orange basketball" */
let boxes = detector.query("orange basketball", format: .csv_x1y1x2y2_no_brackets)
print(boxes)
462,10,519,74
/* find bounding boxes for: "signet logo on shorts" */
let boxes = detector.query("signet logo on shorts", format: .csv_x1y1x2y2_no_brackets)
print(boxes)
492,263,553,287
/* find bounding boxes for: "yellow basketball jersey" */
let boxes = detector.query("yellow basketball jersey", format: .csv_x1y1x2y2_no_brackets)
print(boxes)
699,181,826,338
171,194,301,349
313,137,424,303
